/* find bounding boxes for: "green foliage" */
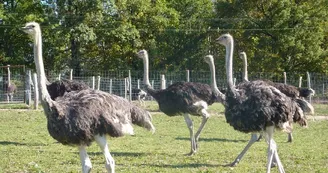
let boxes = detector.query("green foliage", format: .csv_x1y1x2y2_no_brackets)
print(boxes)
0,0,327,74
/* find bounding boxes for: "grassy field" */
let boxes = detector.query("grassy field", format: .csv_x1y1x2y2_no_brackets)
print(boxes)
0,102,328,173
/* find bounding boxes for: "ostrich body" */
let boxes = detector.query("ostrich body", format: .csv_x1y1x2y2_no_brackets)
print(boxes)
137,49,224,155
217,34,308,173
239,52,314,142
22,22,155,173
47,78,90,100
6,65,17,102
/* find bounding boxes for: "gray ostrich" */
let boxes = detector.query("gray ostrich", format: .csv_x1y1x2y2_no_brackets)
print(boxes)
239,51,314,142
22,22,155,173
217,33,308,173
137,49,225,156
6,65,17,102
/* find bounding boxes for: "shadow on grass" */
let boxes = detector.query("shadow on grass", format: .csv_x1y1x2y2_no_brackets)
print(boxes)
175,137,248,143
0,140,48,146
77,151,147,157
131,163,222,168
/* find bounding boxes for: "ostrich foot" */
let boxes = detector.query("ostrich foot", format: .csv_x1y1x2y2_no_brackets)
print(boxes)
224,160,239,167
185,150,196,156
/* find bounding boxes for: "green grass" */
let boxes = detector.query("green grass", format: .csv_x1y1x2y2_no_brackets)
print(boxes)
0,107,328,173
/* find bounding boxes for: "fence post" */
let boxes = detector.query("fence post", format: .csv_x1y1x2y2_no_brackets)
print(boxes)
33,73,38,110
283,72,287,84
97,76,101,90
70,69,73,80
124,78,128,99
186,70,190,82
109,79,112,94
137,79,140,89
129,70,132,101
161,74,166,89
25,70,32,106
307,72,312,103
298,76,302,88
92,76,95,90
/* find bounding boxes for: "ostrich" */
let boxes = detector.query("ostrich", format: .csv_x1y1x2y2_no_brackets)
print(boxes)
216,33,308,173
46,78,90,100
22,22,155,173
239,51,314,142
137,49,225,155
127,88,147,105
5,65,17,102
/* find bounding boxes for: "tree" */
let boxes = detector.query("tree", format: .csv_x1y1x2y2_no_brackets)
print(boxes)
214,0,328,74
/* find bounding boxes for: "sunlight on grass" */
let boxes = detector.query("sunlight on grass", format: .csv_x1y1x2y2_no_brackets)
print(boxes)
0,108,327,172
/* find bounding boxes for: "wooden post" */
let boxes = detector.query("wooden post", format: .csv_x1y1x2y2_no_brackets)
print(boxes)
161,74,166,89
151,80,154,100
298,76,302,88
97,76,101,90
25,70,32,106
307,72,312,103
109,79,112,94
58,73,61,80
124,78,128,99
186,70,190,82
33,73,38,110
92,76,95,89
70,69,73,80
129,70,132,101
283,72,287,84
137,79,140,89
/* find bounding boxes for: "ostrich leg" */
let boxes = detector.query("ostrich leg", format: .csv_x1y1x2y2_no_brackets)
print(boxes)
226,133,258,167
287,133,293,142
265,126,285,173
79,145,92,173
184,114,197,156
95,135,115,173
194,108,210,147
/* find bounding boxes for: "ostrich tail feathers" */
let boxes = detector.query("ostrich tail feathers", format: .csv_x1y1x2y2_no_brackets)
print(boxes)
296,98,314,115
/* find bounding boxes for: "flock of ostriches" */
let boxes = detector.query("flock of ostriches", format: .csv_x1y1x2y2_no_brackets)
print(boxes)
20,22,315,173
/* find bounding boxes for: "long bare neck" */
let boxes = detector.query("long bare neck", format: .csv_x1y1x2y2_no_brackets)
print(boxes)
142,54,152,87
141,53,158,97
208,59,225,99
241,55,248,82
7,67,11,85
33,29,51,102
226,39,235,91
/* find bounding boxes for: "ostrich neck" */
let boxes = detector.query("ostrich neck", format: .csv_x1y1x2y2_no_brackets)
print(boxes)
33,30,51,103
142,55,151,87
242,56,248,81
208,60,223,96
225,40,235,91
7,67,10,85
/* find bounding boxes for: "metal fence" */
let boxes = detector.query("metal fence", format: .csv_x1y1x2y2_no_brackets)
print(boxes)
1,66,328,104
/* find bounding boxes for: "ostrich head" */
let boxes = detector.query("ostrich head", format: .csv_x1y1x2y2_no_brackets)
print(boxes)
137,49,148,59
216,33,233,46
130,106,155,134
203,55,214,65
21,22,40,36
239,51,246,60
